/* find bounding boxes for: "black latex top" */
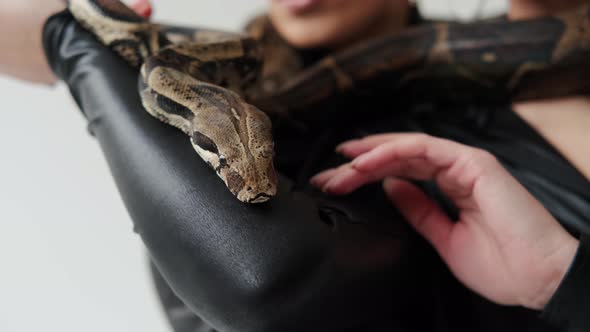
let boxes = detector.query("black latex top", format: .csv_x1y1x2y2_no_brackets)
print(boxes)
43,10,590,332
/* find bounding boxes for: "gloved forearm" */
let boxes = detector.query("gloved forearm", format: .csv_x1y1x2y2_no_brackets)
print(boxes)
43,11,408,332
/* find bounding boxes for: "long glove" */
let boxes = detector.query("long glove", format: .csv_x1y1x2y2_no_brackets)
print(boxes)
43,10,414,332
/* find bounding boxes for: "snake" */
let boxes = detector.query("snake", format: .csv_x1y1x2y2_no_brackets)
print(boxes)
68,0,590,203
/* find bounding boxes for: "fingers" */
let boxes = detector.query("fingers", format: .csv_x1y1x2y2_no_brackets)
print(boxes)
336,133,402,158
337,133,473,173
127,0,152,18
311,163,456,258
316,133,441,194
313,134,454,194
309,166,345,189
314,133,501,204
311,162,403,194
383,178,453,258
350,134,465,173
311,156,439,195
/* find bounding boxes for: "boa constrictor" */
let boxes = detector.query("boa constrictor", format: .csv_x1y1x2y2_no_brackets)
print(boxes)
68,0,590,203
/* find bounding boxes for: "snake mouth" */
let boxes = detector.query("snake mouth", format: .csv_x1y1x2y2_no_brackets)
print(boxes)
247,193,273,204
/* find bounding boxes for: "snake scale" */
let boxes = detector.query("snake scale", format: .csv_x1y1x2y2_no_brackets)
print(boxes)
69,0,590,203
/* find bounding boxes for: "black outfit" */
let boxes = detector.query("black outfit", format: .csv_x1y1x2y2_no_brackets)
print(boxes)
43,11,590,332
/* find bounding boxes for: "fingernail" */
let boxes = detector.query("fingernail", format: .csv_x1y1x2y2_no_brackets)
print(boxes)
322,184,334,194
310,173,327,187
139,5,153,18
383,177,395,189
335,140,357,152
382,179,394,197
335,145,348,154
309,177,319,186
383,177,403,196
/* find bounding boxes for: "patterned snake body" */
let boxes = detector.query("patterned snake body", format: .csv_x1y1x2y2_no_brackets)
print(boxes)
70,0,276,204
265,4,590,110
69,0,590,203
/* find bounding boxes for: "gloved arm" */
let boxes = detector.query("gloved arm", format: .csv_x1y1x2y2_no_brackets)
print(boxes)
43,11,408,332
542,234,590,332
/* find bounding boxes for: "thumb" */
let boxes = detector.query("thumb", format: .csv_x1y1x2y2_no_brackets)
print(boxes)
383,177,454,259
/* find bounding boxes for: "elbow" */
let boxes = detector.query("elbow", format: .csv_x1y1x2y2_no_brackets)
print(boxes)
220,238,401,332
148,226,333,332
226,238,332,332
145,195,404,331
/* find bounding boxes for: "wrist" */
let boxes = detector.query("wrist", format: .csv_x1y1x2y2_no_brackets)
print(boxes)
524,235,579,310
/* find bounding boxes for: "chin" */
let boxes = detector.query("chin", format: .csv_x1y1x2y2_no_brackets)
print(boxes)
268,0,403,50
271,20,344,48
269,11,375,49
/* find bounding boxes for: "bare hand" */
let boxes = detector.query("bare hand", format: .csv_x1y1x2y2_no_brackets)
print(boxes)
311,133,579,310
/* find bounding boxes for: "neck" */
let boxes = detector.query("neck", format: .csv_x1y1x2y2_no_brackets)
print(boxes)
509,0,587,20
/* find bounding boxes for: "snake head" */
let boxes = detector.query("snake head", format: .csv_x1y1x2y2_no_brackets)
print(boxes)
190,103,277,204
140,64,277,204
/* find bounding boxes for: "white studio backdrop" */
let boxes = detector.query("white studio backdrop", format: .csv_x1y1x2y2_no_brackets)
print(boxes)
0,1,506,332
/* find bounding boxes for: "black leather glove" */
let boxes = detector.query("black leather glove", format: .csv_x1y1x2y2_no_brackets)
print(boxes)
43,11,416,332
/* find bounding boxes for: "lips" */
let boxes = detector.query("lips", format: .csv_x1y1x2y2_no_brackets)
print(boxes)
277,0,320,14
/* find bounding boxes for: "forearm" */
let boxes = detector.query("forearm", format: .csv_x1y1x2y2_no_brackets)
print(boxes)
44,11,407,331
0,0,65,84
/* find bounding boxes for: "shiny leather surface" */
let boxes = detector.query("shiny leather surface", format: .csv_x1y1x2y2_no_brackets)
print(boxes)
43,11,414,332
43,10,590,332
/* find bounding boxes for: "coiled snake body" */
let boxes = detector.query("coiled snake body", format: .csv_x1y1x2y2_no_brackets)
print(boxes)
69,0,590,203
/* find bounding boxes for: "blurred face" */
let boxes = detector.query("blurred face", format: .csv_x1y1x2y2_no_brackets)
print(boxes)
269,0,409,49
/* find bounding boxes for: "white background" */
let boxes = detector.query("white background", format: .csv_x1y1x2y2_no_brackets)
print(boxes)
0,1,506,331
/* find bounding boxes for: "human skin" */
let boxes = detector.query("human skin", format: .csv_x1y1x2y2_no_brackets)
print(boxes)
290,0,585,311
310,133,580,310
0,0,66,84
4,0,588,82
509,0,589,19
268,2,586,310
0,0,150,84
268,0,590,48
510,0,590,180
268,0,409,49
1,0,586,310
